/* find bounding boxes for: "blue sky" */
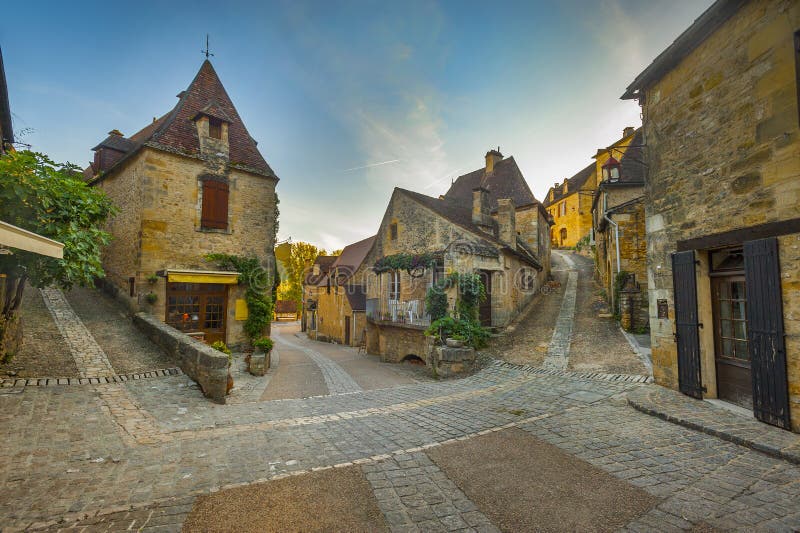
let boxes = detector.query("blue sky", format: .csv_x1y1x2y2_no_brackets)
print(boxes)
2,0,712,251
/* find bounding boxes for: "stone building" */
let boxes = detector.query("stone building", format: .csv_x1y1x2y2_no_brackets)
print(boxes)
591,128,648,330
623,0,800,431
304,236,374,346
84,60,279,348
364,150,551,363
543,164,595,248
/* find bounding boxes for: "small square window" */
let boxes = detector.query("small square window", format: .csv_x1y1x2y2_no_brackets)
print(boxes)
208,118,222,140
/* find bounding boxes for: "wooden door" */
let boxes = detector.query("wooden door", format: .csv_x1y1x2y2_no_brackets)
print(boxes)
712,275,752,409
166,283,228,343
478,270,492,327
672,251,703,399
344,315,351,346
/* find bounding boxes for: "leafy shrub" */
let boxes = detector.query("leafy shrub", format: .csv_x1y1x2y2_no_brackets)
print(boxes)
253,337,274,352
210,340,231,355
145,292,157,304
425,285,450,322
425,316,489,350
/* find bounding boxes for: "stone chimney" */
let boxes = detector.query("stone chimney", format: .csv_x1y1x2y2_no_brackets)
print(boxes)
623,126,635,138
472,187,493,232
485,148,503,173
497,198,516,250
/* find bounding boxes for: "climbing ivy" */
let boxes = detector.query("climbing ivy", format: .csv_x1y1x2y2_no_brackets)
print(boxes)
373,252,437,275
205,254,274,342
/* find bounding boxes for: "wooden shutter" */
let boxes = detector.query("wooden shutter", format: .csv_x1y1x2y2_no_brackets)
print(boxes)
672,250,703,399
744,238,790,429
201,180,229,229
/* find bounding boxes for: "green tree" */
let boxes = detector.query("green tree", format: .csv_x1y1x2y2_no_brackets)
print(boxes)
278,242,321,316
0,151,116,359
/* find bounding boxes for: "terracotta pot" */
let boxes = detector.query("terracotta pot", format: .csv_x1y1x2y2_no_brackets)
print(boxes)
226,373,234,395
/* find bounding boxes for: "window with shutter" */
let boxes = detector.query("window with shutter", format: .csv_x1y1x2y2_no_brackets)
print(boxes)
743,237,790,429
201,179,229,230
672,250,703,399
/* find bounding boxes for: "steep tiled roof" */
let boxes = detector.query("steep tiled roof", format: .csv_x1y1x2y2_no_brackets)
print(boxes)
304,255,337,287
543,163,595,207
619,130,645,184
443,157,537,211
92,133,137,153
396,188,542,270
331,235,376,284
87,60,276,180
344,285,367,312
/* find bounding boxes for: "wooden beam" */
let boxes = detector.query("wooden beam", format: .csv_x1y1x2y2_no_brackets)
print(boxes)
677,218,800,251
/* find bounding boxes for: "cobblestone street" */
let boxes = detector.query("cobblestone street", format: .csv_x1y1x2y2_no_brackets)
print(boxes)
1,282,799,531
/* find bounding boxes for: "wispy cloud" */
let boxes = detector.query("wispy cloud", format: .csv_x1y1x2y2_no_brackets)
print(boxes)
342,159,400,172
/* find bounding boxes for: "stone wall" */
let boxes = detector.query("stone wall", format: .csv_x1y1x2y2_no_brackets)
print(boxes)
641,0,800,430
133,312,229,403
96,155,145,299
367,322,433,364
96,147,278,347
595,194,648,329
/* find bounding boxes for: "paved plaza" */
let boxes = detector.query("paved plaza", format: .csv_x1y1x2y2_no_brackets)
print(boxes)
1,278,799,531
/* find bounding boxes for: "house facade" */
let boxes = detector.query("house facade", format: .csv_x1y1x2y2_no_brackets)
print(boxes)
591,128,648,331
304,236,374,347
623,0,800,431
364,151,551,363
543,164,595,248
85,60,279,348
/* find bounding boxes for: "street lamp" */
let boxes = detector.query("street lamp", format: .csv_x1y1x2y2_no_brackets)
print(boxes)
602,155,621,182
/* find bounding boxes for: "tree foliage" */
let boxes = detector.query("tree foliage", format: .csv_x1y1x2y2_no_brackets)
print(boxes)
0,151,116,293
0,151,116,359
277,241,321,315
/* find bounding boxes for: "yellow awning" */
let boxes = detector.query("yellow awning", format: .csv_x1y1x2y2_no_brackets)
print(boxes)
167,270,240,284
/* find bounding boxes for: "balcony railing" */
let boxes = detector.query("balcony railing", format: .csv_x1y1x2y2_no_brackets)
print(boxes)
366,298,431,327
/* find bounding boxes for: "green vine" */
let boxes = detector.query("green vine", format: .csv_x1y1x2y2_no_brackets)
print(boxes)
205,254,274,342
373,252,437,275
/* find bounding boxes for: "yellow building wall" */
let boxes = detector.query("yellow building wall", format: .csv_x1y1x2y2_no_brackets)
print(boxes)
545,177,594,248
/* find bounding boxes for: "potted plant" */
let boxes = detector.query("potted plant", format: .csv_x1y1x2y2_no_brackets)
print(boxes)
446,334,466,348
249,337,273,376
145,292,158,305
146,273,159,285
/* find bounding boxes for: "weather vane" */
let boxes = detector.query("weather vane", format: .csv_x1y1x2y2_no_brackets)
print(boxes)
202,34,214,59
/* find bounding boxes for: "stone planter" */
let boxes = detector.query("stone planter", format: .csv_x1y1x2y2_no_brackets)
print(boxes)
445,338,465,348
432,345,476,378
248,348,271,376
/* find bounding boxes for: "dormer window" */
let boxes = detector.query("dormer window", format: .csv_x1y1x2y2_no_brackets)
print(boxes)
208,117,223,140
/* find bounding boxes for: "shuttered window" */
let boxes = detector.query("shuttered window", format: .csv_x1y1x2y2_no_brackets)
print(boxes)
743,237,790,429
672,250,703,399
201,179,229,230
